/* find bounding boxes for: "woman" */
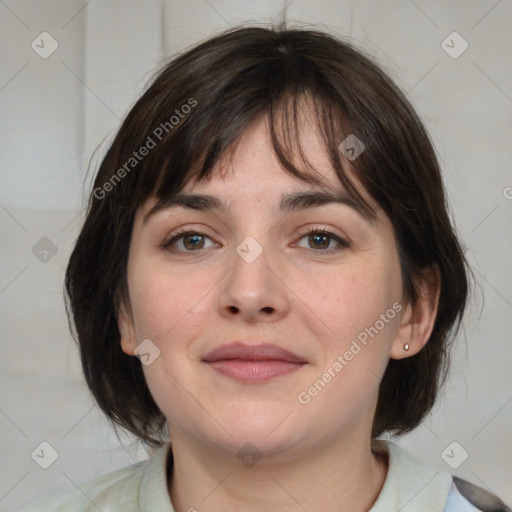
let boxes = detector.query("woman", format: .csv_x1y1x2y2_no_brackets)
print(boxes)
22,24,510,512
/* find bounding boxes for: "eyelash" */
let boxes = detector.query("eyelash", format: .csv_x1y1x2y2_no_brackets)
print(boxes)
161,226,349,255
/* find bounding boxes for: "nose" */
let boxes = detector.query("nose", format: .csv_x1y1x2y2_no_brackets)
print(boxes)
217,239,291,323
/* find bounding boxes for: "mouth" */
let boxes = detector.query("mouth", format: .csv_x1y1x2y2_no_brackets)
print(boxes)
202,342,307,383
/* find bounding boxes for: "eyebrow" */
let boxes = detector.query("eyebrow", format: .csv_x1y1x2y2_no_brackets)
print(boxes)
143,190,375,224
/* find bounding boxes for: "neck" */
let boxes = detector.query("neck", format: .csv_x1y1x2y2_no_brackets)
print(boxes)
167,430,388,512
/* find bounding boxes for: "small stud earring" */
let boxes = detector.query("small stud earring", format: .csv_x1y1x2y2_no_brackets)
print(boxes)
404,343,410,351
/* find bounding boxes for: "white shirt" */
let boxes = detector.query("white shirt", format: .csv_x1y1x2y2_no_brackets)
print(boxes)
21,440,510,511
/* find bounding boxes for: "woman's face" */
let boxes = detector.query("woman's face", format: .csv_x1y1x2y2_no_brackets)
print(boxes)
118,116,412,460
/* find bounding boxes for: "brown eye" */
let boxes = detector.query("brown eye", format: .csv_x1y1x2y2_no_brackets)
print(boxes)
163,230,216,252
296,228,349,254
308,232,331,250
182,233,206,250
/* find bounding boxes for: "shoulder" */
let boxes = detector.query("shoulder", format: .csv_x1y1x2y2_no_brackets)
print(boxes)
20,444,172,512
370,441,511,512
444,476,512,512
20,460,148,512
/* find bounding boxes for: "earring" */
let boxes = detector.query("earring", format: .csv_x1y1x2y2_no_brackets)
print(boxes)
404,343,410,351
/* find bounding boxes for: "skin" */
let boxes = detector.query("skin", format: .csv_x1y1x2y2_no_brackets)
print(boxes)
118,114,440,512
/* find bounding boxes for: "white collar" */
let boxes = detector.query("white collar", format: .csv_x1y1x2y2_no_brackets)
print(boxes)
139,440,453,512
370,440,452,512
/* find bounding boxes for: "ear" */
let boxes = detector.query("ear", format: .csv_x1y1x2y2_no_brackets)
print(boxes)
117,299,137,356
390,265,441,359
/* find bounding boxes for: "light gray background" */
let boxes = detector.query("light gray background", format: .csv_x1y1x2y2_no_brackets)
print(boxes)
1,1,511,510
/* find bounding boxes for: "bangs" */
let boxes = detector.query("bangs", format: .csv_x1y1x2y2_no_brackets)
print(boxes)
96,27,398,223
145,88,376,221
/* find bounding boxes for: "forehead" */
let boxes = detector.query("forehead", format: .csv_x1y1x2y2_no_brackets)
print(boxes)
185,122,336,196
171,115,334,186
140,112,378,222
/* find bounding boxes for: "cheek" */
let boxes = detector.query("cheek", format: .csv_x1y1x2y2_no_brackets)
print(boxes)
128,264,217,347
128,267,213,424
294,267,401,420
301,262,400,343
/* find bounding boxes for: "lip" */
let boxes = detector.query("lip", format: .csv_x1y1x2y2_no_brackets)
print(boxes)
202,342,307,383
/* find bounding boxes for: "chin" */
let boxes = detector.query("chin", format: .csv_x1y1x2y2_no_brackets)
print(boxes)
210,430,304,464
219,413,306,453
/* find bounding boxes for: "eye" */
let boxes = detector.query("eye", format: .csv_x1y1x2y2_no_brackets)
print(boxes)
295,227,349,255
162,228,217,252
161,226,349,255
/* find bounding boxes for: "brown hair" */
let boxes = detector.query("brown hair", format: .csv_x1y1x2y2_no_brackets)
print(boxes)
65,25,469,447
